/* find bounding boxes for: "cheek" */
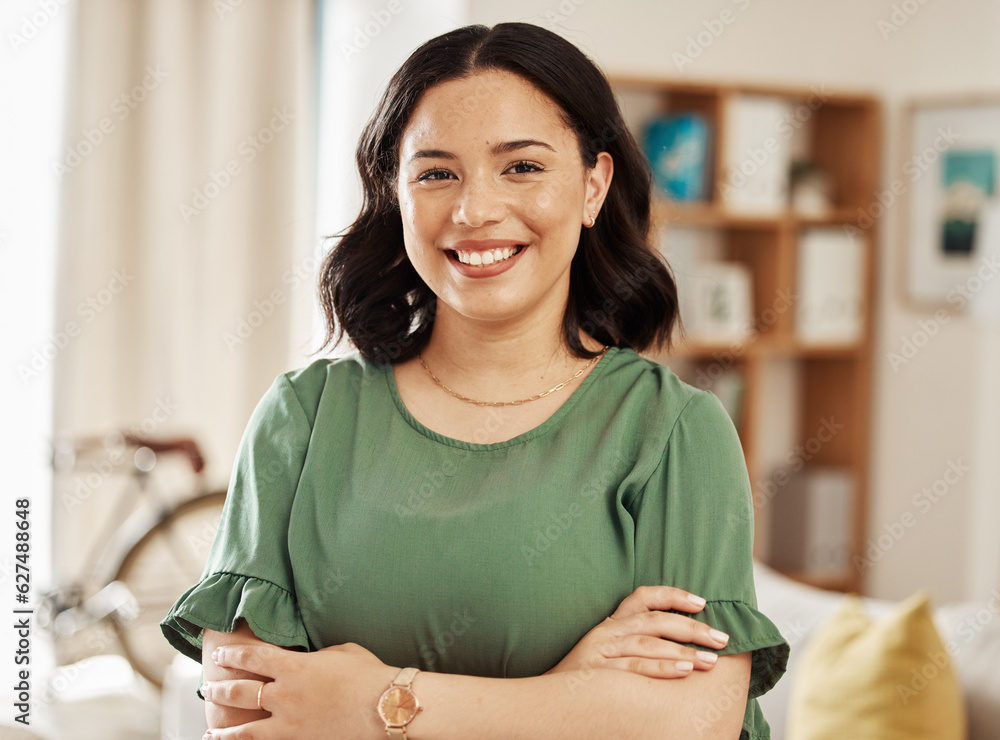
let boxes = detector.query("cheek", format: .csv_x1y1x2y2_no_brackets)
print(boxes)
533,190,554,212
396,192,421,261
397,186,416,226
399,189,447,239
522,180,582,227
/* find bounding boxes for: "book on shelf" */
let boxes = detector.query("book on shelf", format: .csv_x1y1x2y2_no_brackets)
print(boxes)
768,466,853,577
719,95,795,215
643,113,711,202
796,227,864,344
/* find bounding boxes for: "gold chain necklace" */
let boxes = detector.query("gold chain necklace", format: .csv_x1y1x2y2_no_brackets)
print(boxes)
417,347,609,407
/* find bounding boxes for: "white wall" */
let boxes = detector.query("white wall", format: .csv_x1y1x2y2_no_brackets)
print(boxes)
469,0,1000,602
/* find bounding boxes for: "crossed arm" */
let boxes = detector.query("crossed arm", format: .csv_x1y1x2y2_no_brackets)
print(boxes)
200,586,751,739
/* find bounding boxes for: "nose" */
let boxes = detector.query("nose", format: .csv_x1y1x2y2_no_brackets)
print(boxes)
453,175,506,228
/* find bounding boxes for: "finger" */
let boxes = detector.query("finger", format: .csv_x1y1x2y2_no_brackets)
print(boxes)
592,634,719,671
599,656,698,679
612,611,730,649
212,642,294,677
204,716,274,740
610,585,708,619
201,679,273,711
606,635,721,671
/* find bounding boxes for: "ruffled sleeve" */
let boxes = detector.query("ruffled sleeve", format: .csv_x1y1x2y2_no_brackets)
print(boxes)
695,599,789,700
162,573,311,662
161,364,327,662
629,390,789,737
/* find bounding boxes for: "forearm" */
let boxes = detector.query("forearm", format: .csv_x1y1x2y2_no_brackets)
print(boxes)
408,653,750,740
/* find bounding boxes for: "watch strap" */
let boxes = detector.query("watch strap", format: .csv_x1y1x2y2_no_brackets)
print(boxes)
390,666,420,689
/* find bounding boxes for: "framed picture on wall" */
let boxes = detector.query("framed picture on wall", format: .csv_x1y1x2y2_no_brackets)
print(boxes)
903,96,1000,306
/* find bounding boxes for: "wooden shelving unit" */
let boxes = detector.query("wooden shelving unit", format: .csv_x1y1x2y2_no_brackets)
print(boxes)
612,77,881,594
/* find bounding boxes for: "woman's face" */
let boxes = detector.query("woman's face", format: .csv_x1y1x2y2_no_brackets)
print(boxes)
396,70,612,328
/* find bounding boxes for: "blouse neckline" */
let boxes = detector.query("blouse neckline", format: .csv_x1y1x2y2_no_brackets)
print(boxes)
383,346,620,451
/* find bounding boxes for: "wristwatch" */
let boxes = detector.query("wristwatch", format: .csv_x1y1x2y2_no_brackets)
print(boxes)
377,666,422,738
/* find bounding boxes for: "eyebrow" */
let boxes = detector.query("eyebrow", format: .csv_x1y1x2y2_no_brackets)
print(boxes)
408,139,556,162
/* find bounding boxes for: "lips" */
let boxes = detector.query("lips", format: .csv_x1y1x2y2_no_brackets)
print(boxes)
445,239,528,279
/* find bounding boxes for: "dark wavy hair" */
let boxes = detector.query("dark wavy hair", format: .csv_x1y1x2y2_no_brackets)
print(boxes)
318,22,678,363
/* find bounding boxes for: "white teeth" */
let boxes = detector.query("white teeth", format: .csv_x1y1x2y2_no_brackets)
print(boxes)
454,246,522,266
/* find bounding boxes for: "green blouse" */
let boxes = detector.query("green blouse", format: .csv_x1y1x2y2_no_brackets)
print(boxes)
161,347,788,738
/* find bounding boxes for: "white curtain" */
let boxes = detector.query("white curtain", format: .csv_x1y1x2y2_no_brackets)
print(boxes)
52,0,316,580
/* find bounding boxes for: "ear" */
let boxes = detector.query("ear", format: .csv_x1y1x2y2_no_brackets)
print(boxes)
582,151,614,228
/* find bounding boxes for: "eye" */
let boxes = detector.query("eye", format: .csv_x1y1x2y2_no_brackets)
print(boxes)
506,160,545,175
415,169,455,182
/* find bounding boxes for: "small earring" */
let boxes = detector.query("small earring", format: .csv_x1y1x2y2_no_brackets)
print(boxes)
586,212,596,228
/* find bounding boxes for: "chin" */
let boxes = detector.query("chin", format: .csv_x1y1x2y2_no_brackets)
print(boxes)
433,274,570,327
451,302,530,325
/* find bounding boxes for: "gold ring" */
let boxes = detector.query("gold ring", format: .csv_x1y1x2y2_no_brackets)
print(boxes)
257,681,265,711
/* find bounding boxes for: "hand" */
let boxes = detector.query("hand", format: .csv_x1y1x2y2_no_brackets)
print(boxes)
200,641,398,739
545,585,730,679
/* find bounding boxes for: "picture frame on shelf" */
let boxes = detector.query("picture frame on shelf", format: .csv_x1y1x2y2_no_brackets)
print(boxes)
903,96,1000,306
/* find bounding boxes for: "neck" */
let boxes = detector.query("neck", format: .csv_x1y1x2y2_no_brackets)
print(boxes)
418,302,602,398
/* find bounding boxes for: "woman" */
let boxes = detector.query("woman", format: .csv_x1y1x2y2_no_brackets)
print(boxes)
162,22,788,739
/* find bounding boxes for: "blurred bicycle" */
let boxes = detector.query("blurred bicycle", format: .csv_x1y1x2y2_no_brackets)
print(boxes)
39,432,226,688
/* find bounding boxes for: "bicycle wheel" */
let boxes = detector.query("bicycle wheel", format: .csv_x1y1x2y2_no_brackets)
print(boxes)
112,490,227,687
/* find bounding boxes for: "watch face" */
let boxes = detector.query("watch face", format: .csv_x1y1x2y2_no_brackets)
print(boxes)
378,687,419,726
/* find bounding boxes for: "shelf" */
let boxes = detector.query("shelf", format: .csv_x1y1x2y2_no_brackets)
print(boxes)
653,200,863,229
612,74,878,107
617,75,879,596
667,337,863,360
778,569,860,594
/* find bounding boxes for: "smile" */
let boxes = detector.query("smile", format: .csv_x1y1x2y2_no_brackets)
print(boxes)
451,245,525,266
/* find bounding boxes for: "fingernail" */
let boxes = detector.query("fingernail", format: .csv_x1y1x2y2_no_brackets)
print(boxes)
201,682,213,701
676,660,694,672
203,733,213,740
687,594,706,608
710,629,729,645
211,648,220,664
696,651,718,664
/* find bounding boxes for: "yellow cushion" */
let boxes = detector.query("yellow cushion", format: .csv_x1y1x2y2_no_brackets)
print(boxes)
788,592,966,740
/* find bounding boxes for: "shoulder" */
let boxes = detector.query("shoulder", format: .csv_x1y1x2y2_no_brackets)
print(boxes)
260,353,383,428
599,347,726,436
596,347,742,481
616,356,752,541
601,346,696,397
